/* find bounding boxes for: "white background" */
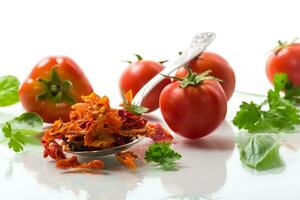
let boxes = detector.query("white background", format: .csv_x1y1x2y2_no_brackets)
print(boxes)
1,0,300,200
1,0,299,103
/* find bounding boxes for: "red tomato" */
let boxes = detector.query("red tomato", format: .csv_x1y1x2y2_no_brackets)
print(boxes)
119,59,171,112
266,43,300,86
159,78,227,139
176,52,235,100
19,56,93,123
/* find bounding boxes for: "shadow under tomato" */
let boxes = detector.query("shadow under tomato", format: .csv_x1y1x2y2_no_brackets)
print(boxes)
159,120,235,199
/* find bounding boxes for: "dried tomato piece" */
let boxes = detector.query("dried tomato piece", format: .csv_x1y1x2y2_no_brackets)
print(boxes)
147,123,173,142
115,151,138,170
56,156,79,169
42,141,66,160
118,110,147,129
124,90,133,103
84,119,117,149
56,156,104,169
115,135,133,146
119,126,148,137
42,120,64,143
70,93,110,123
76,159,104,169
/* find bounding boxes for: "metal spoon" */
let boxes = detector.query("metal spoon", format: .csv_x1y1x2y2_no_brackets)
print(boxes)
132,32,216,106
67,32,216,157
66,137,143,157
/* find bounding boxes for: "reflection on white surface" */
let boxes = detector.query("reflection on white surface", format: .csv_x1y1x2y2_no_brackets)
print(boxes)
21,150,145,200
127,121,235,200
0,120,235,200
1,95,300,199
159,122,234,199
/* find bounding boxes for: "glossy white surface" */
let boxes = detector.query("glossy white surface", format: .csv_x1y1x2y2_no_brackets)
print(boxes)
1,94,300,200
1,0,300,199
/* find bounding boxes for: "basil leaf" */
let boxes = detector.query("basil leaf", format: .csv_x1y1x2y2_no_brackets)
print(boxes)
9,112,43,134
238,134,284,170
0,75,20,107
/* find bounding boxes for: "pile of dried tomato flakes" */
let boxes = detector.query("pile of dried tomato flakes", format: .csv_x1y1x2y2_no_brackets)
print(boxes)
42,92,173,170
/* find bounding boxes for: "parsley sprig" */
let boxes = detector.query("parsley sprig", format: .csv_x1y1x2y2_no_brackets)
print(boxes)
145,142,182,170
233,76,300,133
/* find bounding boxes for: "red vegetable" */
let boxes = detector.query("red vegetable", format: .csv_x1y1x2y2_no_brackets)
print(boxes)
42,141,66,160
176,51,235,100
119,55,171,112
147,123,173,142
266,41,300,86
19,56,93,123
160,69,227,139
56,156,104,169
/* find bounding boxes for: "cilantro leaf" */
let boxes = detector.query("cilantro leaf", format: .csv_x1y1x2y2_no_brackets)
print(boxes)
0,75,20,107
1,112,43,152
8,132,25,152
238,134,284,170
145,142,181,170
2,122,12,138
233,89,300,133
233,101,264,132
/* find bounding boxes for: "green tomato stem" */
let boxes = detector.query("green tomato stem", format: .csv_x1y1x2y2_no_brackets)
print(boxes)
36,66,75,104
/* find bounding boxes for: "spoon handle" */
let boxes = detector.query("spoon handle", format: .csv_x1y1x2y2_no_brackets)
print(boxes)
132,32,216,106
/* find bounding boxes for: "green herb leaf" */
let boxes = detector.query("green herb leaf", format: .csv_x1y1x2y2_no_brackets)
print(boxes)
120,89,149,115
145,142,182,170
233,101,264,132
238,134,284,170
0,75,20,107
126,104,149,115
233,89,300,133
10,112,43,134
2,122,12,138
1,112,43,152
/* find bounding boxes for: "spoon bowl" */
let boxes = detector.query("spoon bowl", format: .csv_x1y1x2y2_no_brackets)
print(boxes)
65,137,143,157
